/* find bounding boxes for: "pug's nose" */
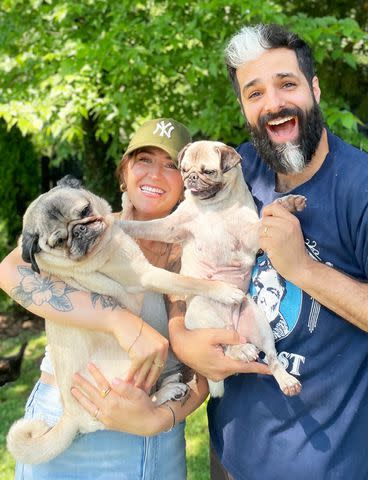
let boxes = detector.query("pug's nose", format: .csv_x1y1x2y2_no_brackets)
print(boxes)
189,172,198,181
72,224,87,238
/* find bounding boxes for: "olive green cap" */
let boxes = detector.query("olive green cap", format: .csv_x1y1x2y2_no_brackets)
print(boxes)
124,118,191,164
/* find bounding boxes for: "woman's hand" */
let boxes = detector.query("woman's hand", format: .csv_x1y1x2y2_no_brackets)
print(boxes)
71,363,170,435
107,312,169,392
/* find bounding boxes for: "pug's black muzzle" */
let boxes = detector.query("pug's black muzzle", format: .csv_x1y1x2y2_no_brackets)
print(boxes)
185,174,223,200
68,217,105,259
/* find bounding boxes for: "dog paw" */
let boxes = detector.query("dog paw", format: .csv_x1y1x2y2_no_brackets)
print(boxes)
152,382,189,406
280,375,302,397
276,194,307,213
225,343,258,362
214,283,245,305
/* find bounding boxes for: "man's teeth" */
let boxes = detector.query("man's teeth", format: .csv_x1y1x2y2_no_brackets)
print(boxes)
140,185,164,194
268,116,293,126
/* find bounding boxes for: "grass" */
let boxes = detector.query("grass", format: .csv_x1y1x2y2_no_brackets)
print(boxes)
0,330,210,480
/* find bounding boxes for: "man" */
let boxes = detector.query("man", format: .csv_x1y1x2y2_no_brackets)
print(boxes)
169,23,368,479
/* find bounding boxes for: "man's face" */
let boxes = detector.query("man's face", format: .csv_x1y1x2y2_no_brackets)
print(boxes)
236,48,324,174
254,269,285,322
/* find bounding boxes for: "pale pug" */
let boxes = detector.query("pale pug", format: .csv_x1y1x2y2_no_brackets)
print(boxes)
7,175,244,464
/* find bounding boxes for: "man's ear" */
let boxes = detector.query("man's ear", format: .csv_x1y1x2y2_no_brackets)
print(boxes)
21,231,41,274
177,143,192,169
312,76,321,104
217,145,242,173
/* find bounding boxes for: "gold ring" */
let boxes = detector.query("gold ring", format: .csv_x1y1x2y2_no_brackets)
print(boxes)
264,226,269,235
100,386,112,398
153,361,164,368
93,407,101,420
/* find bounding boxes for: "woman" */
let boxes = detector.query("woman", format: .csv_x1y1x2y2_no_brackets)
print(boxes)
0,118,208,479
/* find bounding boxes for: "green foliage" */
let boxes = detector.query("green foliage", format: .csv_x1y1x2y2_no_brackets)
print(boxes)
0,0,366,148
0,0,366,253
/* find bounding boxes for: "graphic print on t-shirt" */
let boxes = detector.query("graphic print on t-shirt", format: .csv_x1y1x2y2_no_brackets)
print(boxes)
250,253,303,341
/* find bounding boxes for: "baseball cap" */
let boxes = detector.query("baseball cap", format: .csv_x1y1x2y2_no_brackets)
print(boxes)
123,118,191,164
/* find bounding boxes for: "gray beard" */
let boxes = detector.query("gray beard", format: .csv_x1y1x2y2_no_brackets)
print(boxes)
274,142,305,173
247,102,324,174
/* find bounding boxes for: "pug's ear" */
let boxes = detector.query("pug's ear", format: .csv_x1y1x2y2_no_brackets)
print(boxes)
57,175,82,189
217,145,241,173
177,143,192,169
21,232,41,274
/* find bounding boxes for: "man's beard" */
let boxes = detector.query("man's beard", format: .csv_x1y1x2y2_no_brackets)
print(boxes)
247,101,324,174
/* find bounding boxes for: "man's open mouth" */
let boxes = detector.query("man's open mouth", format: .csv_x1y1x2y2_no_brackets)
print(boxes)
265,116,298,143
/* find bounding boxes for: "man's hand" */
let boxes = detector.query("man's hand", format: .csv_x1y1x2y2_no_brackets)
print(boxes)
169,317,270,381
260,202,313,283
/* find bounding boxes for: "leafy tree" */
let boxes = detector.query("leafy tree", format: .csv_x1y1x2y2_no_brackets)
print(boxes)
0,0,366,257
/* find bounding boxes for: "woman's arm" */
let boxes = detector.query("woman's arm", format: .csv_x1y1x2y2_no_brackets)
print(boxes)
0,247,169,390
71,362,209,435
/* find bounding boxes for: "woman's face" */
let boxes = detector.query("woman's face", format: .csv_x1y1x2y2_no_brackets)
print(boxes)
124,147,183,220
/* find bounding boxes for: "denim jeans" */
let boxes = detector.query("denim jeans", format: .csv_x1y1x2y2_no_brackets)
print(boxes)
15,381,186,479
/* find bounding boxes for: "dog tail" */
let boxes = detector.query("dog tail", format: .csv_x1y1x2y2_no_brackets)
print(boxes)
7,414,79,464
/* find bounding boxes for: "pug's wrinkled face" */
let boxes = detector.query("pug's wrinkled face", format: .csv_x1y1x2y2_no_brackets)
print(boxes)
178,141,241,200
22,178,112,272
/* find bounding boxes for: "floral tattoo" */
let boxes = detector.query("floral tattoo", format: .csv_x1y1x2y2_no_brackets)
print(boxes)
11,266,77,311
11,265,120,312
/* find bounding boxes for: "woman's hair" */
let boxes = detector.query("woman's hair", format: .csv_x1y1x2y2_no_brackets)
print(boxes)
224,24,315,98
115,148,145,192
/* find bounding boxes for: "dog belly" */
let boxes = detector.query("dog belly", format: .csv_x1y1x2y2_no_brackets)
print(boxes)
183,261,252,291
46,321,130,432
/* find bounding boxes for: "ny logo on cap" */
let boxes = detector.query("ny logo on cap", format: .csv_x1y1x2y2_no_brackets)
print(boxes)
153,120,175,138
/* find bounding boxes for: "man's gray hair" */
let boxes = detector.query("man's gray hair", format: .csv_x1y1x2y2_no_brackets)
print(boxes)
224,24,315,98
225,25,269,69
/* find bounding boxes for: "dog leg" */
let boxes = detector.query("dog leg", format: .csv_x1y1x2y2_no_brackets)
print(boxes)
140,267,245,305
119,213,189,244
237,295,301,396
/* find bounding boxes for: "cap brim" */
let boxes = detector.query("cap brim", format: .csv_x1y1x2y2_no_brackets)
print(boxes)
124,142,179,163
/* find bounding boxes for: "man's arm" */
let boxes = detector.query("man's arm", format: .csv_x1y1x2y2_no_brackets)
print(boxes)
260,202,368,331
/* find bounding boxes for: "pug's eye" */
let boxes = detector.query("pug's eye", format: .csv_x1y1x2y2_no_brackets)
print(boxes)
202,169,216,175
80,204,91,218
54,237,64,248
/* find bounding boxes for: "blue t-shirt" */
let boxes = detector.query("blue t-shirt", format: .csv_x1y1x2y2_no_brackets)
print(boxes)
208,131,368,480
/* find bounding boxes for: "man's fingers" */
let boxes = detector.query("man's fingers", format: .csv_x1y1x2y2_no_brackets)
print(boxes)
262,201,295,219
209,328,246,346
236,360,272,375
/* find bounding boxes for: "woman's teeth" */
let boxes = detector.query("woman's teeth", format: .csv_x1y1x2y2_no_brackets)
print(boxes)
140,185,164,194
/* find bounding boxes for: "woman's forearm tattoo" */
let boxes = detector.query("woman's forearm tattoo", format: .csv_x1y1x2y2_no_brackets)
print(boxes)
11,266,77,311
91,293,119,310
11,265,119,312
